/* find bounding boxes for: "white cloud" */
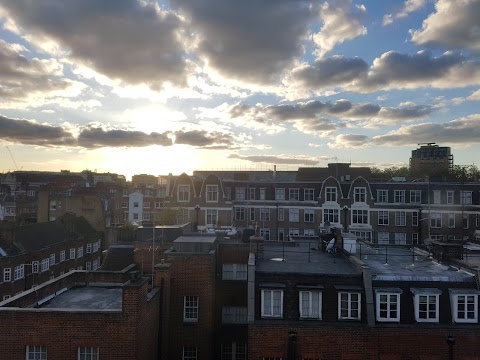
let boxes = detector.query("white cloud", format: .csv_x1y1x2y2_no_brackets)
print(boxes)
468,89,480,100
383,0,426,26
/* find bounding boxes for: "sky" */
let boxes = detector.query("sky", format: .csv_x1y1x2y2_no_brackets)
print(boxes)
0,0,479,180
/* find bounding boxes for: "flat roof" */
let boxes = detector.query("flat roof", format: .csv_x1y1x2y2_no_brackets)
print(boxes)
256,241,360,276
173,235,216,243
354,245,475,282
40,286,123,310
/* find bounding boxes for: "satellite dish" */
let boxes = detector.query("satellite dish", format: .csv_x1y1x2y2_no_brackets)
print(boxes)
326,238,335,253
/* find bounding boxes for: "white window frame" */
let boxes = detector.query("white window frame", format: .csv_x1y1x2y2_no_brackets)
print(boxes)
182,346,197,360
222,264,247,281
450,290,479,323
377,232,389,245
447,190,454,204
260,228,271,241
354,187,366,203
235,207,246,221
14,264,24,280
395,211,406,226
352,209,368,224
86,244,92,254
260,208,270,222
277,208,284,221
236,187,246,200
261,289,283,318
304,188,315,201
260,188,266,200
70,248,76,260
32,261,39,274
206,209,218,226
395,233,406,245
412,211,418,226
77,247,83,258
299,290,322,320
323,208,339,223
183,296,199,322
338,292,361,320
412,289,440,323
326,187,337,202
26,345,47,360
448,213,455,228
41,258,49,272
289,208,299,222
289,188,299,201
378,211,389,226
375,291,400,322
394,190,405,204
78,346,99,360
433,190,441,204
430,212,442,228
461,191,473,205
377,189,388,203
4,267,11,282
275,188,285,200
178,185,190,202
304,208,314,223
410,190,422,204
206,185,219,202
222,306,248,324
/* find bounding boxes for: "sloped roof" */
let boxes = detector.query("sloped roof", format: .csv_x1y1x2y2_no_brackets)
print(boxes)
101,244,134,271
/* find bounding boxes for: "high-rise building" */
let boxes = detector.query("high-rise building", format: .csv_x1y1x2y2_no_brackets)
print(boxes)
410,143,453,173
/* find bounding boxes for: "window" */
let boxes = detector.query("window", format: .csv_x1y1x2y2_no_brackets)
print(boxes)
123,189,128,196
430,213,442,228
378,211,389,225
338,292,361,320
433,190,441,204
450,290,479,323
206,209,218,226
448,213,455,228
376,291,400,322
92,259,98,271
394,233,406,245
278,208,284,221
412,288,440,322
133,202,139,208
288,228,299,237
249,188,255,200
3,295,10,301
394,190,405,203
206,185,219,202
235,207,245,221
184,296,199,322
133,213,139,220
260,228,271,240
260,208,270,222
4,267,11,282
289,188,299,200
323,209,339,223
249,208,255,222
26,346,47,360
32,261,39,274
86,244,92,253
289,208,299,222
222,306,247,324
304,209,314,223
177,208,189,224
463,214,469,229
155,202,163,209
409,190,421,204
278,228,285,241
377,190,388,203
461,191,473,205
178,185,190,202
377,232,389,245
14,265,24,280
41,258,49,272
49,200,56,210
412,211,418,226
354,187,366,203
221,342,246,360
412,233,418,244
326,187,337,202
351,231,371,241
86,262,91,271
304,188,315,201
299,291,322,319
183,346,197,360
77,247,83,258
236,187,246,200
352,209,368,224
260,188,266,200
304,229,315,237
78,346,99,360
121,202,128,209
275,188,285,200
93,241,100,253
222,264,247,280
447,190,454,204
70,248,76,259
395,211,406,226
261,289,283,318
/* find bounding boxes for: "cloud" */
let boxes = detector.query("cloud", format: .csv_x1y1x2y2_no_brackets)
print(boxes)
173,130,235,147
0,40,72,101
288,56,368,88
410,0,480,52
468,89,480,101
0,0,190,88
353,51,480,92
170,0,317,85
228,154,322,165
0,115,74,146
329,114,480,148
313,0,367,57
383,0,426,26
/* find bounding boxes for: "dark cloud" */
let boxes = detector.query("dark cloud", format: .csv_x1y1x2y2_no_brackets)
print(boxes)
0,40,70,100
170,0,317,84
377,105,431,121
0,0,189,88
228,154,319,165
293,117,345,137
0,115,74,146
410,0,480,52
77,126,173,149
173,130,235,147
290,56,368,88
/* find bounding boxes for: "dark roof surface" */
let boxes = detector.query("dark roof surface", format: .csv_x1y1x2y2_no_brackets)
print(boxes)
101,244,134,271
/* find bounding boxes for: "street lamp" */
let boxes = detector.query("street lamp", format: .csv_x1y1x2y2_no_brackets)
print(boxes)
446,335,455,360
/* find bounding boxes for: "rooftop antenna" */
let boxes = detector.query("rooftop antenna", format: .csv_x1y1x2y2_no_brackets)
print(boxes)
6,146,20,170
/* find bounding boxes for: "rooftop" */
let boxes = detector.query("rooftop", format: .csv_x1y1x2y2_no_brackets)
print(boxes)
39,285,123,310
256,241,360,276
